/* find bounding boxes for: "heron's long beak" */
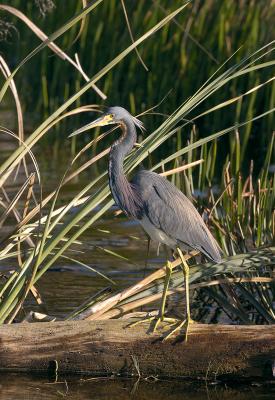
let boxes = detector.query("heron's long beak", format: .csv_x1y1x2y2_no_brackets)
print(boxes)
68,114,115,138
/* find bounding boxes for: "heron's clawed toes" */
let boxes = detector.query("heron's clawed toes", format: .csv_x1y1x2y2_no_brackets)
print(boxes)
163,317,195,342
128,315,156,329
152,316,179,332
128,314,178,333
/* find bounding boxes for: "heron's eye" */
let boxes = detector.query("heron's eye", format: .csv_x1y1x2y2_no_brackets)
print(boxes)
104,113,115,124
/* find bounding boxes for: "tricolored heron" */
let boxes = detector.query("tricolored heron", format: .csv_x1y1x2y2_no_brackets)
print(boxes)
69,106,222,340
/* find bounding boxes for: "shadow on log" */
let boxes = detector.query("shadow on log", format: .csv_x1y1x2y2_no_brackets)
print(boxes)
0,320,274,380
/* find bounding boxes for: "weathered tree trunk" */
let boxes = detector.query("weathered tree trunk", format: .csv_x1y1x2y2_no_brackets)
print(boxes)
0,320,274,380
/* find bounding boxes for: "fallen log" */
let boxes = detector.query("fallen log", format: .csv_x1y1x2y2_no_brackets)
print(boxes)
0,320,274,380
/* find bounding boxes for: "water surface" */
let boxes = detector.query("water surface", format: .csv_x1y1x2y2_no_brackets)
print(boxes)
0,374,274,400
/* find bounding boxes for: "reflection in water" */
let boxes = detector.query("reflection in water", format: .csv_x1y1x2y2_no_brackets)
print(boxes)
0,374,273,400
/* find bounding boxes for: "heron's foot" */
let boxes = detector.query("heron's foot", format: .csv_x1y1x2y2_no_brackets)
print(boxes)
128,314,157,328
163,316,195,342
128,314,178,332
152,316,178,332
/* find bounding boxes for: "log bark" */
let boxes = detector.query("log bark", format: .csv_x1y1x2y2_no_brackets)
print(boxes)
0,320,274,380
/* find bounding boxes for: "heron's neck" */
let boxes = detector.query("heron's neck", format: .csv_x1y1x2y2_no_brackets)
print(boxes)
108,119,141,218
111,119,136,162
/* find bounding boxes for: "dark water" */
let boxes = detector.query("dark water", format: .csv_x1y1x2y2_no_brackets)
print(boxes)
0,374,274,400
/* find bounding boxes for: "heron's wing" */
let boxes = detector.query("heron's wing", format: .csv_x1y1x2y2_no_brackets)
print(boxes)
132,170,222,262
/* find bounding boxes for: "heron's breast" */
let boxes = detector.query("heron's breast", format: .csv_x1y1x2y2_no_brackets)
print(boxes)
139,216,175,248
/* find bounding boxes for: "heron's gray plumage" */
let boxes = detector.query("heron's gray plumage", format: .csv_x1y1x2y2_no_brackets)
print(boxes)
131,170,221,263
105,106,222,264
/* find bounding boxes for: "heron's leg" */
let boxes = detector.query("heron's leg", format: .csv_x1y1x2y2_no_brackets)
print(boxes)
178,248,190,325
129,259,177,330
164,248,193,342
160,260,173,318
153,260,173,331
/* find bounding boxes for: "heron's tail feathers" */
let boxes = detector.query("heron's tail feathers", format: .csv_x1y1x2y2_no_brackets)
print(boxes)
200,236,222,264
197,224,223,264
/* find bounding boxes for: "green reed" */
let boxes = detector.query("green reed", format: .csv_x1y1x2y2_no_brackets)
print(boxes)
2,0,274,164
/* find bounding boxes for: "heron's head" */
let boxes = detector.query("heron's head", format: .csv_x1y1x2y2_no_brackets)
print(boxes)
68,106,144,138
